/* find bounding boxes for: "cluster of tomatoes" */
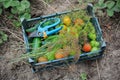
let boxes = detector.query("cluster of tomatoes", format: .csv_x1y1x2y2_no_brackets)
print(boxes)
62,16,100,52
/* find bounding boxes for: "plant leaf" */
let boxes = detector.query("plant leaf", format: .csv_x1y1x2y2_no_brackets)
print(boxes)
113,5,120,12
0,8,2,14
98,0,104,5
11,7,18,14
16,4,26,11
11,1,20,7
20,13,31,19
21,0,30,9
0,31,7,44
116,0,120,8
0,39,3,45
94,3,100,8
80,73,87,80
3,0,12,8
16,1,27,11
99,3,106,9
2,34,8,41
107,9,114,17
8,14,14,19
13,20,21,27
106,1,115,9
0,0,7,2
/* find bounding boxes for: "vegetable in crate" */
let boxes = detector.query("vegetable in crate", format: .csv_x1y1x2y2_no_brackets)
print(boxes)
90,40,100,47
74,18,84,26
90,40,100,52
88,33,96,40
38,56,48,62
31,37,42,61
32,38,41,53
55,53,65,59
45,50,57,61
55,49,70,59
63,16,71,26
82,43,92,52
91,47,99,52
62,25,67,31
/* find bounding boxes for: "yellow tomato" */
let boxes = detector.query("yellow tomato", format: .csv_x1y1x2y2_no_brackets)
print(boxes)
63,16,71,26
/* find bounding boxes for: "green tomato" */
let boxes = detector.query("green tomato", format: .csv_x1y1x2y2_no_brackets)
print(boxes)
90,40,100,47
95,41,100,47
91,29,95,33
91,47,99,51
88,33,96,40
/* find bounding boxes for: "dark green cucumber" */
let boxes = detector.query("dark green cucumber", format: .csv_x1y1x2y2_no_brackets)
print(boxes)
32,38,41,53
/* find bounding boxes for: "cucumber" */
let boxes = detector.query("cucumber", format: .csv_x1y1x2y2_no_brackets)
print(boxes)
32,38,42,53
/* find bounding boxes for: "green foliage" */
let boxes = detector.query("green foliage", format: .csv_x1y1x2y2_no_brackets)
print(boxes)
77,0,120,16
94,0,120,16
0,31,8,45
80,72,87,80
0,8,2,14
0,0,31,27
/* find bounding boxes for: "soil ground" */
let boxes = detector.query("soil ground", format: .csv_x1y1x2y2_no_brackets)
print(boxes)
0,0,120,80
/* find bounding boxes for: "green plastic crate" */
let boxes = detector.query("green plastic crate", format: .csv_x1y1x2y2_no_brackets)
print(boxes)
21,4,106,72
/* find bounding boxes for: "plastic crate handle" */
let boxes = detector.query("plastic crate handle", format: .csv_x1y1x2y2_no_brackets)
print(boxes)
87,4,95,17
87,4,103,37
